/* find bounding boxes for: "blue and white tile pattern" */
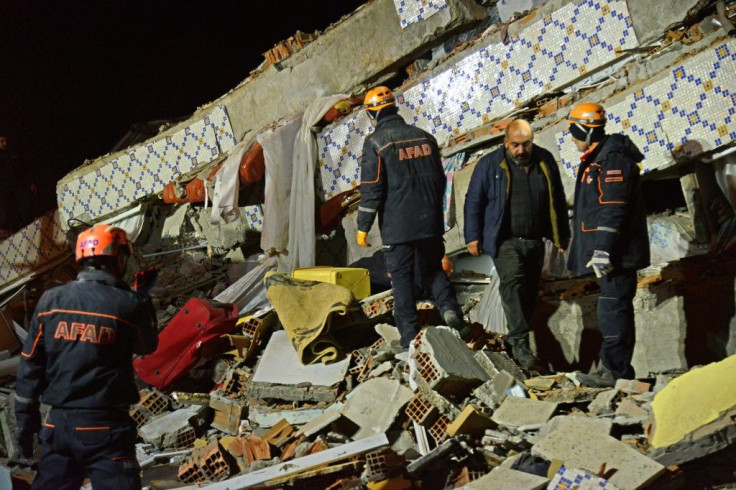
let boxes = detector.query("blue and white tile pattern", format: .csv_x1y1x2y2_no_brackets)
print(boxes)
393,0,448,28
58,106,237,224
318,0,637,199
557,40,736,178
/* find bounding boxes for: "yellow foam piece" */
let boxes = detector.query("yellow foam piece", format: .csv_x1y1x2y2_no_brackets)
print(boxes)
650,354,736,448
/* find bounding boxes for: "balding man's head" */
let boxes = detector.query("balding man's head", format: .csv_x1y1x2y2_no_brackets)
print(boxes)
504,119,533,166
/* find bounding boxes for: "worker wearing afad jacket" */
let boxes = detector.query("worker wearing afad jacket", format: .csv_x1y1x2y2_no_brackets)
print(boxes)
15,224,158,489
464,120,570,370
567,102,650,388
357,86,469,348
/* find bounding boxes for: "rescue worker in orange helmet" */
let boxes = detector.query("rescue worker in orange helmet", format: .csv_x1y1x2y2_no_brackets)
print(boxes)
14,223,158,489
356,86,470,347
566,102,650,387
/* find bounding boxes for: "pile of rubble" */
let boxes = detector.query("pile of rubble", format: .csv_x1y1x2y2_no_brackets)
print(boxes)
3,244,734,489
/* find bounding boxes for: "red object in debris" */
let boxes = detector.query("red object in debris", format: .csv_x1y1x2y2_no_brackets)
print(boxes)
239,142,265,186
317,188,359,233
133,298,239,390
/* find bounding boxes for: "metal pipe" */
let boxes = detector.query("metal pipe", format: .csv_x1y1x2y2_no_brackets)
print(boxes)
717,1,736,37
141,244,208,258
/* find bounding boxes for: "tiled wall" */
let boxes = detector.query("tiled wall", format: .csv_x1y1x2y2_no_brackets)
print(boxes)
58,106,237,225
393,0,448,28
317,0,638,200
557,40,736,178
0,211,69,286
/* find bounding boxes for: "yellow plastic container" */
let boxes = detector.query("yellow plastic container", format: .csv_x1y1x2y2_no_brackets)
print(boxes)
291,266,371,300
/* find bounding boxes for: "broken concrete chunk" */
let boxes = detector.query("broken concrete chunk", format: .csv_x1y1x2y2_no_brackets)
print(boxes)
615,399,649,422
473,370,514,409
615,378,651,394
491,397,558,428
479,350,527,382
341,378,413,440
523,376,558,391
588,388,622,415
463,467,549,489
139,405,207,450
648,354,736,466
248,405,325,428
533,424,665,489
412,327,490,398
295,408,343,438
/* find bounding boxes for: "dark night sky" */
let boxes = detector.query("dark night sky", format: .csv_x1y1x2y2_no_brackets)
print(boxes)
1,1,366,215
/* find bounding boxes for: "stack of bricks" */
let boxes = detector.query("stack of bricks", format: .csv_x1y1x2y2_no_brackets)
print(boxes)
360,290,395,318
405,394,440,428
129,389,170,428
362,448,406,482
178,440,234,484
428,415,451,445
263,31,319,66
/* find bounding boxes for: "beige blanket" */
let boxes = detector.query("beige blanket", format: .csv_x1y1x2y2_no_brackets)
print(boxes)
264,271,353,364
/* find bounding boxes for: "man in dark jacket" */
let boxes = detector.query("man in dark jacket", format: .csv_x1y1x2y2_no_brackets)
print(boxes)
464,119,570,370
15,224,158,489
566,102,650,387
356,86,469,348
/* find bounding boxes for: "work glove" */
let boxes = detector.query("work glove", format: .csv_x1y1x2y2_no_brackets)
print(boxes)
586,250,613,278
134,267,159,295
356,231,371,248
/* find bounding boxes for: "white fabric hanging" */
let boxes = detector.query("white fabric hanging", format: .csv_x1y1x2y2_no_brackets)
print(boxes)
287,94,349,273
258,115,303,272
209,138,251,225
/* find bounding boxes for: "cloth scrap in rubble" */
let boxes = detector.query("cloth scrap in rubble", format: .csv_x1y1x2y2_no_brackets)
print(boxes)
264,271,353,365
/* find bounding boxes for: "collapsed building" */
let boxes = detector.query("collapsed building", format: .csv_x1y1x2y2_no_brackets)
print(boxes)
1,0,736,488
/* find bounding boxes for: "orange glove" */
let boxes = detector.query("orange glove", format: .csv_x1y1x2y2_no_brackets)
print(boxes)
356,231,371,247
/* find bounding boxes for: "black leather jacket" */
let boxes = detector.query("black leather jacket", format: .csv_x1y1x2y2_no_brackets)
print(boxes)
357,114,445,245
15,269,158,440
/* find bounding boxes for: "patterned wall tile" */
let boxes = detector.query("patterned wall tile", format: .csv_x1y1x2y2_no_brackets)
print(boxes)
318,0,637,200
58,106,236,225
557,40,736,178
242,205,264,232
393,0,448,28
0,211,68,286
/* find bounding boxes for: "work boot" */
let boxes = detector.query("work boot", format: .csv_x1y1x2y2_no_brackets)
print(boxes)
443,310,472,342
574,365,615,388
511,342,543,371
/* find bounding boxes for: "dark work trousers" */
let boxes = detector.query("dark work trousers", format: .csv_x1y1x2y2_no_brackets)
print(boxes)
597,269,637,380
492,238,545,347
33,408,141,490
383,235,461,347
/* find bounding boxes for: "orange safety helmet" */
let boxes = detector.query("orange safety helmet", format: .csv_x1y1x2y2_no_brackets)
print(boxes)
567,102,606,127
75,223,132,263
364,86,396,112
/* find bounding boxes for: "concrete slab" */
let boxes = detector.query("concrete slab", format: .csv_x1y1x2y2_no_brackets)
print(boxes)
463,467,548,489
536,415,612,441
251,330,350,386
341,378,413,440
491,397,558,428
533,424,665,490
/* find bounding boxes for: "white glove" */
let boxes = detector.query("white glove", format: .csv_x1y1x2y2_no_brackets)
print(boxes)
586,250,613,278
